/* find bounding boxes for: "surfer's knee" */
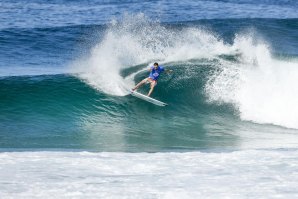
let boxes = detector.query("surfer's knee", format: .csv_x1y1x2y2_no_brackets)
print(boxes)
150,82,155,88
142,78,148,83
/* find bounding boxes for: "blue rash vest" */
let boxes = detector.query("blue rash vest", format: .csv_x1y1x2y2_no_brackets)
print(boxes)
148,66,165,81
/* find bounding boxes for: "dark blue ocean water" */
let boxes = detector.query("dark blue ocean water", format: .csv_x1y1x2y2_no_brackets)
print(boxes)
1,0,298,151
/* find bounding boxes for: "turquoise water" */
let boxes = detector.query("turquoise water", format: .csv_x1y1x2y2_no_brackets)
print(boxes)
1,55,298,151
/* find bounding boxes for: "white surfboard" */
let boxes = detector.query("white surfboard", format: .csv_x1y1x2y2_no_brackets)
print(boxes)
130,90,167,106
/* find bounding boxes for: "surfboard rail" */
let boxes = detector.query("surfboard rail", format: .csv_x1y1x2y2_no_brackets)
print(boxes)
130,90,167,106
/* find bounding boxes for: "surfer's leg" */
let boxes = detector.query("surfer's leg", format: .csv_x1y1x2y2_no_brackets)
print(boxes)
147,81,156,96
132,78,147,91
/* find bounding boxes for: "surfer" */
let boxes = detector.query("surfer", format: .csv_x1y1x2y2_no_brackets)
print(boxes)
132,62,172,96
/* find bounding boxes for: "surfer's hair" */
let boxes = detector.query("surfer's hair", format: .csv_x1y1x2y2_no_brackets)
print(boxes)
154,62,158,66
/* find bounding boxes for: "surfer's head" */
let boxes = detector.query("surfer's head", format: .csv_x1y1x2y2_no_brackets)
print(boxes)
154,62,159,69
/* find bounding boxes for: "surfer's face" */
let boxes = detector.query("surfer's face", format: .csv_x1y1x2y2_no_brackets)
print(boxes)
154,64,158,69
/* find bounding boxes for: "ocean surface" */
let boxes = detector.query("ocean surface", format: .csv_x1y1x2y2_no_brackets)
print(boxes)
1,0,298,198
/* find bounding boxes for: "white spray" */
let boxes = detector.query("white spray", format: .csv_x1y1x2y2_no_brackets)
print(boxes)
206,33,298,129
74,14,229,96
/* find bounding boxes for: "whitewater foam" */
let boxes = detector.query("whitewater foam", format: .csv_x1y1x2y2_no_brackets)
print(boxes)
1,150,298,198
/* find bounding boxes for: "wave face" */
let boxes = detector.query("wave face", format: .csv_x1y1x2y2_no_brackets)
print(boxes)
1,14,298,150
